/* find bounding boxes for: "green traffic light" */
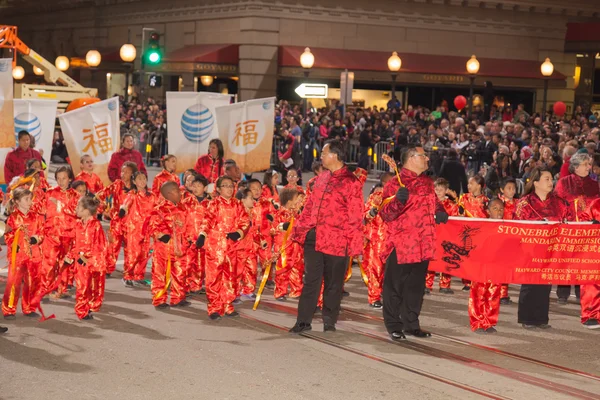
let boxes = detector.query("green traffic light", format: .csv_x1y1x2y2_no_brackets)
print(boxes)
148,51,160,64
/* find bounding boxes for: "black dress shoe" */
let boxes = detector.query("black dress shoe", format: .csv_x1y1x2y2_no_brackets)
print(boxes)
155,303,170,310
370,300,383,309
439,288,454,294
276,296,287,302
404,328,431,338
3,315,15,320
390,331,406,341
424,288,431,295
462,285,470,291
342,290,350,297
225,311,239,318
172,300,192,307
0,326,7,334
323,324,336,332
82,314,93,320
209,312,222,321
24,312,40,318
289,322,312,334
557,298,568,305
500,297,512,305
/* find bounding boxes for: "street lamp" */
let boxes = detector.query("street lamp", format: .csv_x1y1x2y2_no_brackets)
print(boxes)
120,42,137,103
466,55,480,118
86,50,101,68
200,75,214,87
300,47,314,117
55,56,70,71
12,66,24,80
540,57,554,121
387,51,402,105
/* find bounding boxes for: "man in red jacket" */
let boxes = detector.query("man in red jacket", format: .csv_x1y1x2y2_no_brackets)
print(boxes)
289,140,363,333
107,134,147,182
4,131,42,184
380,145,448,341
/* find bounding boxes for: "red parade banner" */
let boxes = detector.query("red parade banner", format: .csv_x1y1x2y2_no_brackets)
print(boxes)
428,218,600,285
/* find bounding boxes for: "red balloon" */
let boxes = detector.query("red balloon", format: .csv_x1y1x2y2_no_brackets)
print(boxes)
66,97,101,113
454,95,467,110
553,101,566,117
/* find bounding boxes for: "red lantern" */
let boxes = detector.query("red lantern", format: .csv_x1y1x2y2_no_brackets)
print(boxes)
553,101,566,117
454,95,467,111
66,97,101,113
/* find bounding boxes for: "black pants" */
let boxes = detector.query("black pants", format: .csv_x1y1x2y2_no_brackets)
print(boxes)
358,146,370,169
557,285,580,300
382,250,429,333
296,229,348,325
518,284,551,325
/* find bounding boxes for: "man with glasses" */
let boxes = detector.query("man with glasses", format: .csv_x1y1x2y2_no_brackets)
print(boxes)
288,140,364,334
379,145,448,341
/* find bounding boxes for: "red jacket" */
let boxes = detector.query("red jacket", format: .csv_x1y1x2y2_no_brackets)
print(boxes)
199,196,250,251
500,195,516,220
107,148,147,182
291,165,363,257
554,174,599,217
194,154,224,184
3,147,42,184
152,170,180,196
68,218,108,273
513,192,573,221
559,158,571,179
380,168,442,263
75,171,104,194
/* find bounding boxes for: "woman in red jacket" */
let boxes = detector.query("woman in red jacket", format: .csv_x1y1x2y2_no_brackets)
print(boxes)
194,139,225,184
514,167,573,329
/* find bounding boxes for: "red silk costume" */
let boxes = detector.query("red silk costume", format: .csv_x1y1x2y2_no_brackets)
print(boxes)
284,184,305,195
555,174,600,220
261,185,280,205
235,206,262,296
514,192,572,222
254,197,276,264
199,196,250,315
380,169,442,263
2,209,44,316
148,200,190,306
183,195,209,293
68,217,108,319
151,170,180,196
576,198,600,325
291,166,364,257
194,154,224,184
272,209,304,299
75,170,104,194
96,179,133,274
364,191,386,303
39,187,79,297
121,189,158,281
460,193,489,218
305,176,318,198
426,197,459,290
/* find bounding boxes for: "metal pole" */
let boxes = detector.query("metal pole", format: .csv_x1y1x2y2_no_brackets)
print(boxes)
391,73,397,104
468,75,475,119
140,27,155,99
303,69,309,118
542,78,549,122
124,29,131,103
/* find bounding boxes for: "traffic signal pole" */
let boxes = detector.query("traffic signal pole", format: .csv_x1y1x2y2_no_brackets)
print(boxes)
140,27,154,98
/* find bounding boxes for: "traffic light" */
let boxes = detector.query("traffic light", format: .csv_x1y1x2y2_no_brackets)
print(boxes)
144,32,161,65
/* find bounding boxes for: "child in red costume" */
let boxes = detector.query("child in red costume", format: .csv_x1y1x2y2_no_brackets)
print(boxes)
196,176,250,320
75,154,104,194
425,178,459,294
152,154,179,196
119,172,158,287
468,199,503,334
498,177,517,305
248,179,277,286
96,162,137,276
148,181,191,309
272,188,304,301
262,169,280,205
66,196,108,320
2,188,45,319
183,175,210,295
363,172,394,308
458,175,489,290
40,166,80,300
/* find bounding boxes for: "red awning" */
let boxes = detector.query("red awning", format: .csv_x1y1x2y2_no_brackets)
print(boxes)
566,23,600,42
279,46,566,80
163,44,239,64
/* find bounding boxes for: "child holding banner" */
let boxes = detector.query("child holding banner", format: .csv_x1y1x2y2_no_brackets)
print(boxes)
271,188,304,301
75,155,104,194
499,177,518,305
468,198,504,334
152,154,179,196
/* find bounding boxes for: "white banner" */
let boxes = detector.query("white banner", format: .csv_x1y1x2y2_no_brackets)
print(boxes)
58,97,120,185
13,99,58,165
166,91,232,173
0,58,16,184
216,97,275,173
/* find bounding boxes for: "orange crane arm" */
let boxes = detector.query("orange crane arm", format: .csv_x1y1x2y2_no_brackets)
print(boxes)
0,25,31,65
